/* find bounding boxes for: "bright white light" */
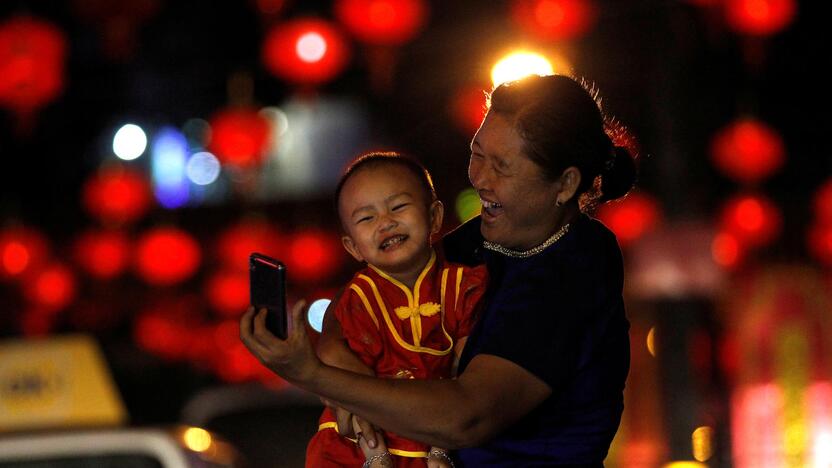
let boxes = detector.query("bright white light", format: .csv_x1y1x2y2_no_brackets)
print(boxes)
297,32,327,63
113,124,148,160
186,152,221,186
491,52,554,88
815,432,832,468
307,298,331,333
260,107,290,138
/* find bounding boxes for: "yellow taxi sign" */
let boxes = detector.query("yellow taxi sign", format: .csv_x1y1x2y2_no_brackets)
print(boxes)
0,334,127,432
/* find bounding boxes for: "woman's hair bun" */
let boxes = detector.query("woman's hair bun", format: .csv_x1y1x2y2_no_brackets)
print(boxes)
598,146,637,203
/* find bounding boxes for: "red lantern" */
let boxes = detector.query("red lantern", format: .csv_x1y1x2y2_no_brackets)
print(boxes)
710,118,785,184
262,18,351,85
450,85,488,135
813,179,832,224
511,0,597,41
207,108,271,168
216,219,283,273
335,0,428,46
0,226,49,280
725,0,796,36
82,166,152,226
135,227,201,286
0,16,67,115
24,262,77,311
719,193,782,249
205,270,249,317
808,222,832,267
285,229,343,282
596,192,661,247
73,229,131,279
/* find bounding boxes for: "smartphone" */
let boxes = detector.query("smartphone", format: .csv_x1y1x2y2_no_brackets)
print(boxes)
249,253,288,339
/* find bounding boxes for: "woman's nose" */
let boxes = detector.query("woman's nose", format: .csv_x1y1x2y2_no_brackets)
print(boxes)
468,160,488,189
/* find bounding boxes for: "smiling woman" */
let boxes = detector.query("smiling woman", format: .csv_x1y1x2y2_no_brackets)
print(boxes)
240,75,638,467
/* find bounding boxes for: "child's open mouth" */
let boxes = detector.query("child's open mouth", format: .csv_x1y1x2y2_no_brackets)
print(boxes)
379,234,408,251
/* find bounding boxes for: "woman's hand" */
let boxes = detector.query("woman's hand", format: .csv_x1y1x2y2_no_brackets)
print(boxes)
239,301,321,385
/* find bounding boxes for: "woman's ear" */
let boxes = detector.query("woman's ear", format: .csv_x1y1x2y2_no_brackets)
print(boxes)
341,235,365,262
429,200,445,235
557,166,582,204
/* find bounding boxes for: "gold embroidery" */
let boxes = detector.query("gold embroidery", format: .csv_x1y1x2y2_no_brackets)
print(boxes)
394,302,440,320
356,252,454,355
394,302,440,346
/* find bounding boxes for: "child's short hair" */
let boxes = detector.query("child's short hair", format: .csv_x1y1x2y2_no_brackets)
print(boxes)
335,152,437,211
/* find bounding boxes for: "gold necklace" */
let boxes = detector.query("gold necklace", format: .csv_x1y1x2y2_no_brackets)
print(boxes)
482,223,570,258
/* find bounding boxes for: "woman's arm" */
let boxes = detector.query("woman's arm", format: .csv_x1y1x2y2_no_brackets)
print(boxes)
241,304,551,448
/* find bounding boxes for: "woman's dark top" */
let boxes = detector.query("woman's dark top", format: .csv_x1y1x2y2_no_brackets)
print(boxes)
442,214,630,467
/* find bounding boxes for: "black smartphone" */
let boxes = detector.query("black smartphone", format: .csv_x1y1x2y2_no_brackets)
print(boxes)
249,252,288,339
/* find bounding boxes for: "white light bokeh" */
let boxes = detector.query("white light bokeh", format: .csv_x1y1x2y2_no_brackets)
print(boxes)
113,124,148,160
297,32,327,63
186,152,221,186
307,298,331,333
491,52,554,88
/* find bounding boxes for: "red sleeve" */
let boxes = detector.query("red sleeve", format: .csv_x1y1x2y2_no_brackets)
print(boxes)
447,264,488,339
333,284,384,369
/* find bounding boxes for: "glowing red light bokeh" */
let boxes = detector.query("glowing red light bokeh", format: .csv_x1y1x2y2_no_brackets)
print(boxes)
0,226,49,280
511,0,597,41
205,270,250,317
812,179,832,223
207,108,271,168
0,16,67,114
133,297,203,361
450,85,488,135
712,231,744,269
25,262,77,311
335,0,428,46
73,229,131,279
725,0,796,36
710,118,785,184
262,19,351,85
285,229,342,282
596,192,661,247
216,220,283,272
135,227,201,286
807,222,832,267
82,166,152,226
719,193,782,249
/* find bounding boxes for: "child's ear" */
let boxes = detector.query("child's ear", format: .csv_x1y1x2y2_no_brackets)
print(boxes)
429,200,444,235
341,235,365,262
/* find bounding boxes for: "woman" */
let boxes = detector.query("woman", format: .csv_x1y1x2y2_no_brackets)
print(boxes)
241,74,637,466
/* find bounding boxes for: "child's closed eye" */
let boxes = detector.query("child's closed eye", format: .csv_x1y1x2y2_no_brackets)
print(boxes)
392,203,409,211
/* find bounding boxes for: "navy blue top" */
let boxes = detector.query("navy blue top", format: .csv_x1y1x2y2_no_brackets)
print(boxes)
443,214,629,467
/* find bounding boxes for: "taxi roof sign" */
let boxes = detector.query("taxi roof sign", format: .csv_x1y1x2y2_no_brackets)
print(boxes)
0,334,127,432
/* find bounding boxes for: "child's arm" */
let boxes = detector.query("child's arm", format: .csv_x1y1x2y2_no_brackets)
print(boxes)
317,292,384,444
317,295,374,376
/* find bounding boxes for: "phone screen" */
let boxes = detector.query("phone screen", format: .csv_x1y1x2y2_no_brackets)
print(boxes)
249,253,287,339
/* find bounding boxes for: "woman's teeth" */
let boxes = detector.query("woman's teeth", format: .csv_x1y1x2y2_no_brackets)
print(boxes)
380,235,407,250
481,199,502,210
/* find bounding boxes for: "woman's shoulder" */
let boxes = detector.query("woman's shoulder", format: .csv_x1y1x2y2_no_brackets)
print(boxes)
440,216,485,266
